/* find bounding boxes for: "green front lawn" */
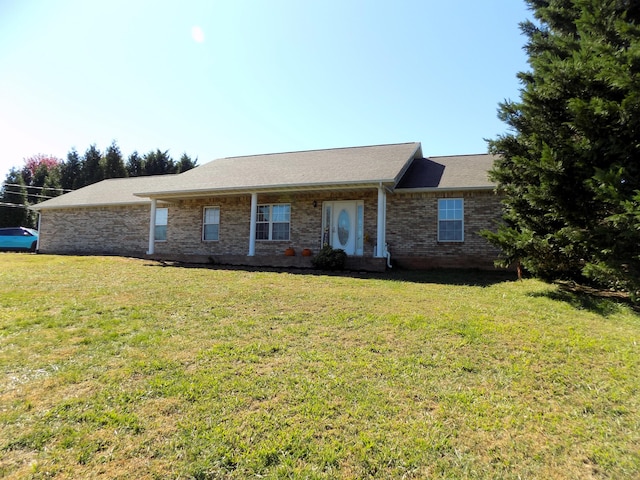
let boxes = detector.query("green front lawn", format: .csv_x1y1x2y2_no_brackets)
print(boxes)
1,255,638,479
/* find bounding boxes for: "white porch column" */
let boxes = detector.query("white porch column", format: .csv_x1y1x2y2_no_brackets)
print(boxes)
376,184,387,258
248,192,257,256
147,198,157,255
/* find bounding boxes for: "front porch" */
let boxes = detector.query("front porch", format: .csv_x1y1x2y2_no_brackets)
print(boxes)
145,187,392,272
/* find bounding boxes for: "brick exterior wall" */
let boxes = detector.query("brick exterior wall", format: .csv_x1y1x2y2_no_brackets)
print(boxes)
154,191,379,258
38,205,150,255
387,190,502,269
38,189,502,269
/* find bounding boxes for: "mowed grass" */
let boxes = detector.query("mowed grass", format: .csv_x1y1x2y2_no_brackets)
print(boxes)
0,255,639,479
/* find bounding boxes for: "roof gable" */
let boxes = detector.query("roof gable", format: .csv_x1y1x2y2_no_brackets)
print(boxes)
396,154,497,190
136,142,422,198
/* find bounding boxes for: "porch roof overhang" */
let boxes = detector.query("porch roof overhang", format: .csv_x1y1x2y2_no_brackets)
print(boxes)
136,180,396,201
394,185,496,194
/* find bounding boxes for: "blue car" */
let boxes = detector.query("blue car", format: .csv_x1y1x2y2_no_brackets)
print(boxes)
0,227,38,252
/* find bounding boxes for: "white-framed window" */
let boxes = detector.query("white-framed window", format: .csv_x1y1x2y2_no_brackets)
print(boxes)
155,207,168,242
202,206,220,241
438,198,463,242
256,203,290,241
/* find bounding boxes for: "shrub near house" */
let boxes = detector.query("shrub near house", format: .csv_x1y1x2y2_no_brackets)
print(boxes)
312,246,347,271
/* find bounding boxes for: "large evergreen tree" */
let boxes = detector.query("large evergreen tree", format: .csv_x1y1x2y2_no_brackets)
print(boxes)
143,149,175,175
27,161,62,226
61,148,82,190
126,151,144,177
486,0,640,299
176,152,198,173
103,141,127,179
0,168,29,227
80,144,104,186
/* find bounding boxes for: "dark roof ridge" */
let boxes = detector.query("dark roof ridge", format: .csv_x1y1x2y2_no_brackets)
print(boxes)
216,142,420,160
427,153,493,159
97,174,179,182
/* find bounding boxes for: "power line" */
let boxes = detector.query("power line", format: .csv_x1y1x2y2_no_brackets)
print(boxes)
2,191,58,200
2,185,66,200
1,183,73,192
2,186,58,199
0,202,31,209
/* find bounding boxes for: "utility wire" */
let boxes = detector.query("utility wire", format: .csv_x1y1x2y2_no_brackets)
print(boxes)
0,202,32,209
2,192,59,200
1,183,73,192
2,186,64,200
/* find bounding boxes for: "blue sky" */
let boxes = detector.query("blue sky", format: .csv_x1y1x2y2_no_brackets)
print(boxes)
0,1,531,178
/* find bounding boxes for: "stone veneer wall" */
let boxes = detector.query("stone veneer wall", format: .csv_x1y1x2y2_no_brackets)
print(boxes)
386,190,502,269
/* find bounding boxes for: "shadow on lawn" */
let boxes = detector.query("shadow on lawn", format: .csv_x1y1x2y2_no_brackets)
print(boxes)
530,283,638,317
382,268,517,287
148,260,517,287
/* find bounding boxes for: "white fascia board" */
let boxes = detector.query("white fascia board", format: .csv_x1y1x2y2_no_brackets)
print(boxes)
394,186,496,194
134,180,398,199
30,200,168,211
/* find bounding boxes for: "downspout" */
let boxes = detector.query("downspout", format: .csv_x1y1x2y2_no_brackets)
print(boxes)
376,183,386,258
248,193,257,256
147,199,157,255
36,212,41,252
385,243,392,269
384,189,392,268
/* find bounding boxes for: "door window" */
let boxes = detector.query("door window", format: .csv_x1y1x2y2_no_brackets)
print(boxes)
337,209,350,247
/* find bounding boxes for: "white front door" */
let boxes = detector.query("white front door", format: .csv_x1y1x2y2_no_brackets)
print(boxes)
332,201,357,254
323,200,364,256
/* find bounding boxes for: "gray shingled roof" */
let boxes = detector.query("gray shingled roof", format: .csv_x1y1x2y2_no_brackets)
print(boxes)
31,144,497,211
31,175,174,210
396,154,497,190
135,142,423,198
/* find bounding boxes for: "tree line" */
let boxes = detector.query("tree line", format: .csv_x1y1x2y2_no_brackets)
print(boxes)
0,141,197,228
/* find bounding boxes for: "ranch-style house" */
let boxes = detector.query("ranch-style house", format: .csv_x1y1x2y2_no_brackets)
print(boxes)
32,142,502,271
